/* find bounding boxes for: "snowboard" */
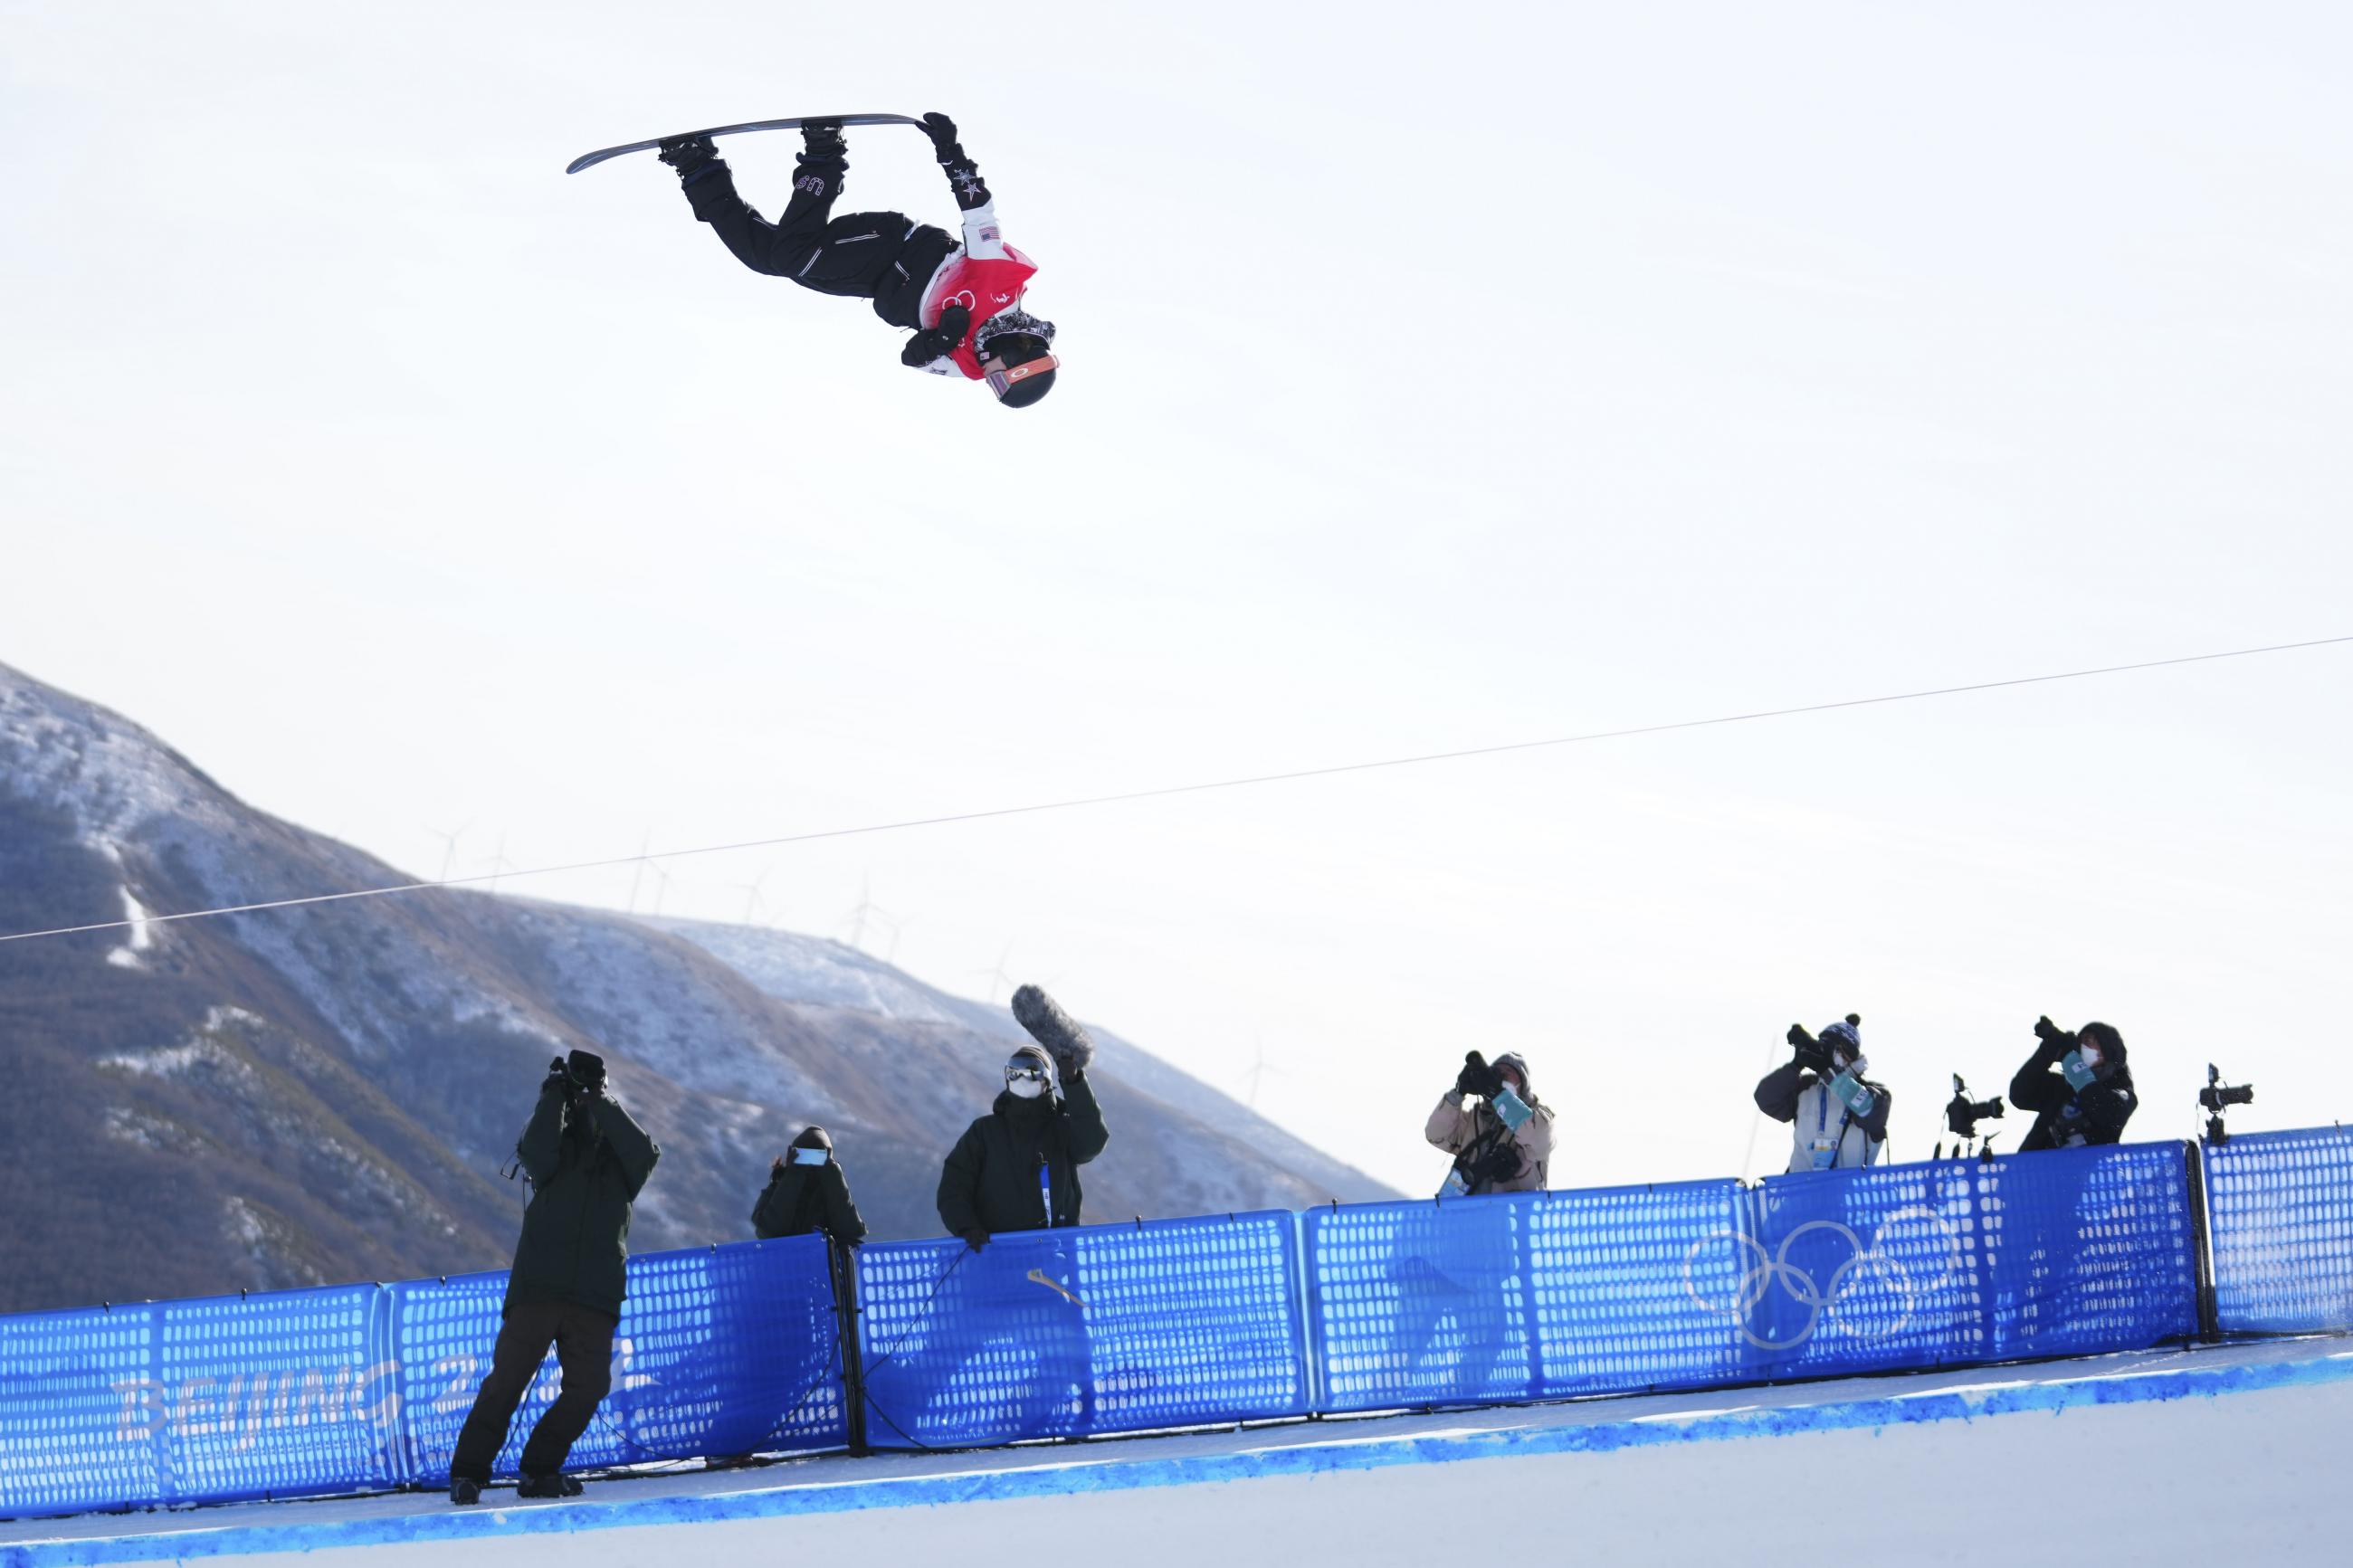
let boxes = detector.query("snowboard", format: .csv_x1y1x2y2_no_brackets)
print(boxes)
565,113,928,175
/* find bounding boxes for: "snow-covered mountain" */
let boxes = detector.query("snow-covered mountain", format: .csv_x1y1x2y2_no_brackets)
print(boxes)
0,661,1395,1315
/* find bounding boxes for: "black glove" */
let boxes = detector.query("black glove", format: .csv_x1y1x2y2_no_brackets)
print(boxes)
961,1227,990,1253
920,111,991,211
1453,1050,1502,1100
656,135,719,178
1787,1025,1831,1075
900,302,971,366
920,112,962,162
539,1058,572,1100
2033,1015,2074,1060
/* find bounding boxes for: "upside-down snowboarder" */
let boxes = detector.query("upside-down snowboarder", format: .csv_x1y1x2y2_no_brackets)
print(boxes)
656,113,1057,407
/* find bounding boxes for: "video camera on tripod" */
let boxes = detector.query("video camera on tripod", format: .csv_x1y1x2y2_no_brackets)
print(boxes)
1939,1074,2005,1161
2199,1062,2253,1144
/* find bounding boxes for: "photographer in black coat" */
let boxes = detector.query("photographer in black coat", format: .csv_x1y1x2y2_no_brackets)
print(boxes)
2011,1016,2137,1150
752,1126,867,1247
449,1050,659,1505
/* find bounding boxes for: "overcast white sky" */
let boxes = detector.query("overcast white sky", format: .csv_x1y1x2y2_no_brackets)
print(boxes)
4,1,2349,1194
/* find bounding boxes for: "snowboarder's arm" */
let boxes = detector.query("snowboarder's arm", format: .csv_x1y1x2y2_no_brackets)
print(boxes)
920,111,996,227
1060,1073,1110,1165
957,197,1009,261
589,1097,661,1199
1753,1061,1805,1124
936,1121,986,1236
900,302,970,372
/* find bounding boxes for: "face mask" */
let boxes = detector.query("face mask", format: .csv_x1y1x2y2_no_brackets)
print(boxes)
1006,1074,1049,1099
2077,1044,2102,1070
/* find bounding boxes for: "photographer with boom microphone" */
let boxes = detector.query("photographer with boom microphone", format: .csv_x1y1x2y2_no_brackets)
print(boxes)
1427,1050,1555,1194
2011,1016,2137,1150
1757,1015,1890,1172
449,1050,660,1506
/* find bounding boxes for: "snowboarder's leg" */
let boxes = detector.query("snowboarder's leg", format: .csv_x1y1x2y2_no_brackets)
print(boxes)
668,123,852,281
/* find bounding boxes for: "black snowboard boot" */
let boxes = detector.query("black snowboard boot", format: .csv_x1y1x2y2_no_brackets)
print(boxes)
656,135,719,180
449,1477,481,1506
799,119,848,162
517,1472,585,1499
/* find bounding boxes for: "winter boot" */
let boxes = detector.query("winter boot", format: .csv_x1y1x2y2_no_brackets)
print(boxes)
516,1472,585,1499
799,119,848,162
449,1478,481,1506
656,135,720,182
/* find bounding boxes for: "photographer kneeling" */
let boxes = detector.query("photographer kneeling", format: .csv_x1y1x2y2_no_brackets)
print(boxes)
2011,1016,2136,1150
449,1050,660,1505
1427,1050,1555,1195
1757,1015,1890,1172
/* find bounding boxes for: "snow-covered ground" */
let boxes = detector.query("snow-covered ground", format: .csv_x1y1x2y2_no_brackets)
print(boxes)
5,1337,2345,1567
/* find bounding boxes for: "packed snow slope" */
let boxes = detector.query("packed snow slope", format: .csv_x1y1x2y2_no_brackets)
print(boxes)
0,660,1394,1314
3,1337,2344,1566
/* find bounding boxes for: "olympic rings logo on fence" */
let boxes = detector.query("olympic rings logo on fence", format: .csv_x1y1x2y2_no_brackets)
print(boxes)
1681,1206,1966,1351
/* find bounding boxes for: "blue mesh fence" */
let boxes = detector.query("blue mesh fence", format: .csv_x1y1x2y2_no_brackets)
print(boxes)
0,1302,166,1519
2205,1126,2353,1335
858,1212,1308,1449
388,1236,846,1484
1739,1145,2194,1376
151,1285,391,1506
0,1135,2301,1521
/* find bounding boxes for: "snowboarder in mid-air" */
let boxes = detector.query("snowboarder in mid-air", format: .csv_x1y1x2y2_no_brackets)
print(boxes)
657,113,1057,407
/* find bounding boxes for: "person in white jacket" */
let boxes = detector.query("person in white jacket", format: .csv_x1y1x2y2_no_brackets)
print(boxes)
1755,1014,1892,1173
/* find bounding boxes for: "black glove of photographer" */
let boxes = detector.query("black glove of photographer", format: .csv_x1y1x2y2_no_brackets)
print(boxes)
539,1060,572,1100
1453,1050,1502,1100
2032,1015,2074,1060
1787,1025,1831,1076
900,302,971,366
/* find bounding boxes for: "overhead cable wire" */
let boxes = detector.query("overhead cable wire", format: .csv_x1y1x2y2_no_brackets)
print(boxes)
4,632,2347,946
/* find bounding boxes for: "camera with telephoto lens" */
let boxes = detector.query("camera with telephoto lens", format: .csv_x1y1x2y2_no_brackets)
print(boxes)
2199,1063,2253,1144
1946,1075,2005,1138
548,1049,607,1099
1455,1050,1504,1100
2033,1015,2075,1050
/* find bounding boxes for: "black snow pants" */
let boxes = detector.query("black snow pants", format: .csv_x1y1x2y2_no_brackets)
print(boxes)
681,157,956,331
448,1295,617,1483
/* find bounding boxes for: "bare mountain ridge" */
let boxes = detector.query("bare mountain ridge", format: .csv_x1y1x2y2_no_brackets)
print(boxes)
0,661,1395,1315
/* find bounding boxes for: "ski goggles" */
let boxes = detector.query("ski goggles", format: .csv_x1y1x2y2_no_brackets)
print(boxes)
1005,1064,1052,1087
982,353,1058,398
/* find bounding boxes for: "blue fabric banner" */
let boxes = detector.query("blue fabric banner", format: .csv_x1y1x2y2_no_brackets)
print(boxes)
0,1136,2277,1521
1303,1181,1751,1412
1738,1144,2196,1378
2205,1126,2353,1335
0,1238,844,1519
858,1212,1309,1450
387,1235,845,1485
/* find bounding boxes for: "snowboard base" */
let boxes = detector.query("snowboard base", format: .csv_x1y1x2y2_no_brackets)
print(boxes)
566,113,927,176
